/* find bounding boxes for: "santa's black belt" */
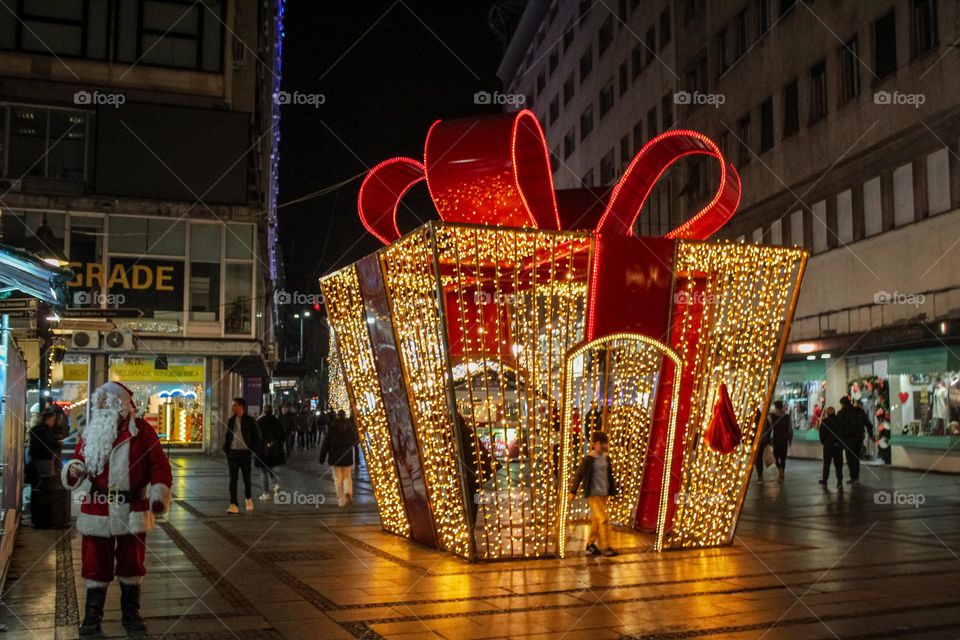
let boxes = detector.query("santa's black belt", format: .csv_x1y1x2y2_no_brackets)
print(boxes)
90,484,147,504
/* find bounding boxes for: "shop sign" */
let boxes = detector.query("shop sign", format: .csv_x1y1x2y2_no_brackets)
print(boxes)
109,357,204,383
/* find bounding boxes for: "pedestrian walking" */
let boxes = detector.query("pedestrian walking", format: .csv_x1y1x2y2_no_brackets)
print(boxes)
753,408,771,482
319,409,360,507
61,382,172,636
297,406,311,450
255,405,285,500
818,406,844,488
838,396,872,484
568,431,619,557
28,410,62,486
223,398,260,513
770,400,793,483
280,404,297,456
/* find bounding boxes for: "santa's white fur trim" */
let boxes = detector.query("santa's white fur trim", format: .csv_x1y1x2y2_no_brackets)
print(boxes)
148,483,172,515
76,509,154,537
85,580,110,589
61,459,86,490
118,575,143,585
83,382,137,476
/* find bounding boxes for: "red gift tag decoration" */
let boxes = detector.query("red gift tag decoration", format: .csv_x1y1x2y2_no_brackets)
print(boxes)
704,383,743,455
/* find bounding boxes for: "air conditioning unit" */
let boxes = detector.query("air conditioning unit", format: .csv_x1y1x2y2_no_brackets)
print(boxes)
71,330,100,350
103,328,134,351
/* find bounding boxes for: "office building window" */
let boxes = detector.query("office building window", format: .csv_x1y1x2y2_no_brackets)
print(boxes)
736,113,751,166
660,9,671,49
790,210,805,247
837,189,854,245
563,18,575,52
685,51,708,95
549,49,559,76
189,224,221,322
783,79,799,138
620,135,630,167
579,0,591,21
632,43,644,79
581,168,593,187
893,162,915,227
809,60,827,123
839,38,860,103
4,104,90,182
760,97,774,152
600,149,616,184
661,93,674,129
756,0,770,37
647,106,658,141
537,71,546,97
599,81,615,118
599,16,613,55
580,105,594,140
926,147,951,216
716,28,729,76
619,61,629,96
564,128,576,159
863,176,883,237
548,1,558,24
549,96,560,125
811,200,828,253
550,145,560,173
645,26,656,65
633,121,645,154
734,9,748,59
874,10,897,79
563,74,575,105
580,46,593,81
780,0,796,18
911,0,938,58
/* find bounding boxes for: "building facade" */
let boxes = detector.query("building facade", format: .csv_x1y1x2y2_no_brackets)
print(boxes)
499,0,960,470
0,0,284,452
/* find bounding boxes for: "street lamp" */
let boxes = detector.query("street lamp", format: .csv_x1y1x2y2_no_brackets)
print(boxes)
294,311,311,362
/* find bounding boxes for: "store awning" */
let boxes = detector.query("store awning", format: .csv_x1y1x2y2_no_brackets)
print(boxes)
778,360,826,382
888,346,960,375
0,243,72,309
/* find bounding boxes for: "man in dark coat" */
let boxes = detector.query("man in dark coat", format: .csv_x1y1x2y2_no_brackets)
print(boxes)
770,400,793,483
818,406,844,488
223,398,261,513
280,404,297,457
255,405,286,500
319,410,360,507
838,396,873,484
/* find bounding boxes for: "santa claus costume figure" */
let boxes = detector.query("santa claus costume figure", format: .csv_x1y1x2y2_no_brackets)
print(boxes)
61,381,173,636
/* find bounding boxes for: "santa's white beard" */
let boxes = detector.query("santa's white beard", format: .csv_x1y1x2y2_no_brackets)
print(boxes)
83,400,125,476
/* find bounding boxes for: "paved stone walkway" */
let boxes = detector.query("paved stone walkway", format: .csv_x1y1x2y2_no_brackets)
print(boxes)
2,450,959,639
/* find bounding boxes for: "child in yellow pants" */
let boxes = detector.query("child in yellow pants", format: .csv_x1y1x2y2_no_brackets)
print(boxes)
568,431,619,557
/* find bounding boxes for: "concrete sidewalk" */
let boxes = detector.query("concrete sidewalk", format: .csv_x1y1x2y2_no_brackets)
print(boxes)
2,448,959,639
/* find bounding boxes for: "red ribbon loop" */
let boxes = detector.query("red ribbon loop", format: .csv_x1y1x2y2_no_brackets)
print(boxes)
357,114,740,244
596,130,741,239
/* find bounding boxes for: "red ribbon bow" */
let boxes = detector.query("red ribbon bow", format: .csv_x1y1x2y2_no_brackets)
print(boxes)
358,109,741,243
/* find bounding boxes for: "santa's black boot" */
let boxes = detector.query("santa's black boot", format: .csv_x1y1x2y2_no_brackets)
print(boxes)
79,586,107,636
120,582,147,632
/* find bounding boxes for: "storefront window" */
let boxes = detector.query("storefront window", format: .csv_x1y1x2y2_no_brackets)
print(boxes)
224,263,252,334
109,355,205,446
50,353,91,448
774,360,825,430
887,347,960,446
189,224,221,322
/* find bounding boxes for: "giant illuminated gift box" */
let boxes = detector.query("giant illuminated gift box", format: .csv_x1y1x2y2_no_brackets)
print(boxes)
320,110,807,560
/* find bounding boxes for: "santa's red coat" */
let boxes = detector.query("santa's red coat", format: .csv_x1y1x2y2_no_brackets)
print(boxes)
62,416,173,537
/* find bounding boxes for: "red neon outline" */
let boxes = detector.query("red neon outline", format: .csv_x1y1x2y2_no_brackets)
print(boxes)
586,235,602,341
596,129,739,240
422,118,444,225
358,156,426,245
511,109,561,230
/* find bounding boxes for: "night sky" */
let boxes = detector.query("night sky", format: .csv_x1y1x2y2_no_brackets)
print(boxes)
277,1,505,303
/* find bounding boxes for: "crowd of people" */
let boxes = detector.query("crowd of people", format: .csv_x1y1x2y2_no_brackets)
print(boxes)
222,400,360,513
755,396,875,488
